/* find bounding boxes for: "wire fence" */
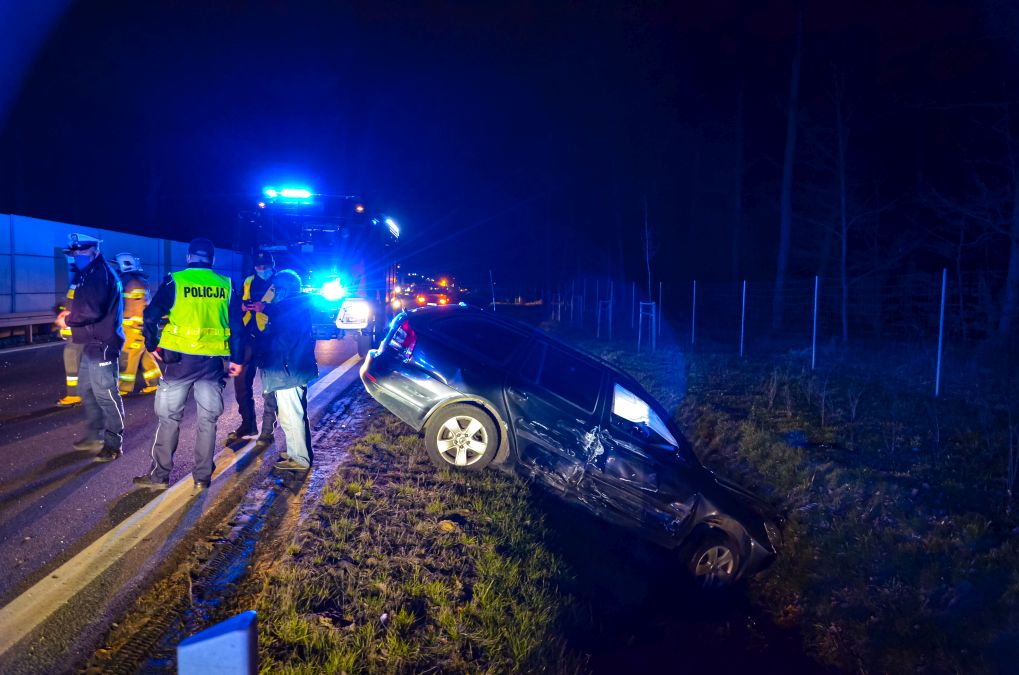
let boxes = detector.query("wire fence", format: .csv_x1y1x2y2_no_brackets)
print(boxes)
537,270,1018,401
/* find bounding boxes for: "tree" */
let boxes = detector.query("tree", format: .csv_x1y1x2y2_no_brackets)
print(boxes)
772,12,803,330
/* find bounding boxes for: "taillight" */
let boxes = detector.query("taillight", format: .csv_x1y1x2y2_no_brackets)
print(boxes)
388,320,417,359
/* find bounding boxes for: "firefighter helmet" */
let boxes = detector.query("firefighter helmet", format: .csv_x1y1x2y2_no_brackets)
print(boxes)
115,252,142,273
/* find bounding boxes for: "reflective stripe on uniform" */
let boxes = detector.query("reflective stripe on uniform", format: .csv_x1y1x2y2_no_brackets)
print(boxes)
120,373,136,382
241,275,274,331
123,290,147,299
143,368,162,380
66,376,78,384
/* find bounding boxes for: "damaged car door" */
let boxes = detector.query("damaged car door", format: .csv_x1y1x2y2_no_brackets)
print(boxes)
506,339,607,493
575,379,701,542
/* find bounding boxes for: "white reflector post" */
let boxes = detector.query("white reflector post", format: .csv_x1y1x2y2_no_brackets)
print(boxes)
177,610,258,675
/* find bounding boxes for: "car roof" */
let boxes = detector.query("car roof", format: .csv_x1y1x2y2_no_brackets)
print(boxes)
405,304,642,384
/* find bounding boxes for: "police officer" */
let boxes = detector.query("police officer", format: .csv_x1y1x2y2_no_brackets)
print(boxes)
62,233,126,461
55,248,84,407
225,251,278,446
114,253,161,395
134,238,245,494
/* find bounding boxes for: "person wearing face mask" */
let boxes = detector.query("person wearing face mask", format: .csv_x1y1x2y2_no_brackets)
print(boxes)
224,251,278,446
246,269,318,471
61,233,126,462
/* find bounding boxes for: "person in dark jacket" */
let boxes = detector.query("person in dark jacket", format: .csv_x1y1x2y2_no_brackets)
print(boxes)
248,269,318,470
133,238,246,495
63,233,126,462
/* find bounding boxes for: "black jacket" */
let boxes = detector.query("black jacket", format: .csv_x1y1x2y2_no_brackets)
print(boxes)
143,262,246,362
258,294,319,393
67,253,125,353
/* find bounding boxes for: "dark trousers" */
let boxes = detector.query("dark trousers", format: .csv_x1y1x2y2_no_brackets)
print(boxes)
78,345,125,449
233,344,277,433
147,354,226,484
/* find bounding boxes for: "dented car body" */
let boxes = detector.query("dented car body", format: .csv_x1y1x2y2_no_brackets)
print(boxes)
361,305,780,585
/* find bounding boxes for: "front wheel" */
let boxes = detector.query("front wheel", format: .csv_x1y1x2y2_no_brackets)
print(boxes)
424,404,498,471
684,531,741,589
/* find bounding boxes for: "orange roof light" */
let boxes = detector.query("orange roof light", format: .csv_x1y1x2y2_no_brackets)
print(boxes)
438,278,448,287
416,295,427,305
355,203,365,213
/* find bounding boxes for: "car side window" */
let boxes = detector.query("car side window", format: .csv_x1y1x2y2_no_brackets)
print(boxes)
518,340,545,382
611,382,678,448
430,317,528,366
535,346,602,413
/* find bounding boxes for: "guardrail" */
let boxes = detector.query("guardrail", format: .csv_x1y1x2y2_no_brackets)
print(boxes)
0,312,56,344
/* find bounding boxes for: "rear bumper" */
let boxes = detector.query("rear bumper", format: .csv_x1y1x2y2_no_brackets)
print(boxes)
360,350,454,431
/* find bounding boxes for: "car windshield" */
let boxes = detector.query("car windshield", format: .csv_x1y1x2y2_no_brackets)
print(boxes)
612,383,679,447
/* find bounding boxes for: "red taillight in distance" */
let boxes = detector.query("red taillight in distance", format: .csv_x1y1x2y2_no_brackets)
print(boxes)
388,319,417,360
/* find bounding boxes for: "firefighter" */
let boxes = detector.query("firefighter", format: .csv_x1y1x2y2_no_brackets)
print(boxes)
114,253,161,395
133,237,245,494
224,251,278,446
63,233,126,462
55,250,83,407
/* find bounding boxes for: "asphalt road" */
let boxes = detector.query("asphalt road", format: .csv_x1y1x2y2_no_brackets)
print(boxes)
0,338,356,607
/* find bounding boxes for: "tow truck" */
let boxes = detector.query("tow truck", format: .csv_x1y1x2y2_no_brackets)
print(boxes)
239,186,400,356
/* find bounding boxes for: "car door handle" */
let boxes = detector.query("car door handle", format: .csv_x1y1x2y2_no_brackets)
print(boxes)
508,387,529,402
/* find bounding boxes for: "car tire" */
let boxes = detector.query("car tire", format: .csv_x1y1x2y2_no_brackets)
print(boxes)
684,531,741,589
424,404,498,471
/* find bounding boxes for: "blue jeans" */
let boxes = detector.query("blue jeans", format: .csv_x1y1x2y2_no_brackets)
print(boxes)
276,385,312,467
147,354,226,484
78,345,125,449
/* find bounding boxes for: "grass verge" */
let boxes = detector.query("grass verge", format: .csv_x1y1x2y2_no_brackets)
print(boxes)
587,339,1019,673
243,409,585,674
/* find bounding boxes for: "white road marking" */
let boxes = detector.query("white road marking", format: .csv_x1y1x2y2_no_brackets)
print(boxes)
0,341,64,355
0,353,363,656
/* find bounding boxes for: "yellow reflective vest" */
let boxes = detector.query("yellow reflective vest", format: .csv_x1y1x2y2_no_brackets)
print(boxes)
242,274,275,332
159,268,232,356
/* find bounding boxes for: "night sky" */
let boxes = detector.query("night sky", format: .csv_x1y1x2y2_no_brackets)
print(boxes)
2,0,1018,292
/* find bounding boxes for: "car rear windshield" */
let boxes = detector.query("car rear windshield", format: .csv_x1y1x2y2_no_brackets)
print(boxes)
428,316,528,366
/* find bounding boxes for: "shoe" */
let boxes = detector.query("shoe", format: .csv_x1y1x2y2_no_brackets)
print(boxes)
223,426,257,445
57,395,82,407
72,438,105,452
275,459,310,472
141,385,158,394
191,480,210,496
132,474,169,490
254,432,275,447
94,446,123,462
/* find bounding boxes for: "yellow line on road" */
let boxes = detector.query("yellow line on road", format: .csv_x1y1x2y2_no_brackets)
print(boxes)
0,354,363,656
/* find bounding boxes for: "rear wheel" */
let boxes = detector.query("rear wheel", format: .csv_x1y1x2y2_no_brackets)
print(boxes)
684,531,741,589
424,404,498,471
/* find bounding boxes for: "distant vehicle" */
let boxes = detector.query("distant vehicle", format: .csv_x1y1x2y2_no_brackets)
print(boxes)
360,305,781,587
391,273,460,311
239,186,400,356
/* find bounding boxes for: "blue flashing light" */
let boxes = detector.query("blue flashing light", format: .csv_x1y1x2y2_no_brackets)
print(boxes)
385,217,400,238
263,187,278,198
320,278,346,302
280,187,312,199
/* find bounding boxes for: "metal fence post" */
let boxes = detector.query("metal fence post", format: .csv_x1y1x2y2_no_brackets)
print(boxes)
739,280,747,358
658,281,663,337
936,267,947,398
691,279,696,345
812,275,819,370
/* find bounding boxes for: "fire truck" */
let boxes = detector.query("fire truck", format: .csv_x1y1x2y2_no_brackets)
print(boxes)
238,186,400,356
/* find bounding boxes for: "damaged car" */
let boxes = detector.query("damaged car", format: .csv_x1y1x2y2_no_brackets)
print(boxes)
360,305,781,587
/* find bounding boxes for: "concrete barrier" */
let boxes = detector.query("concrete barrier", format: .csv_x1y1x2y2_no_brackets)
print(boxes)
0,213,246,316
